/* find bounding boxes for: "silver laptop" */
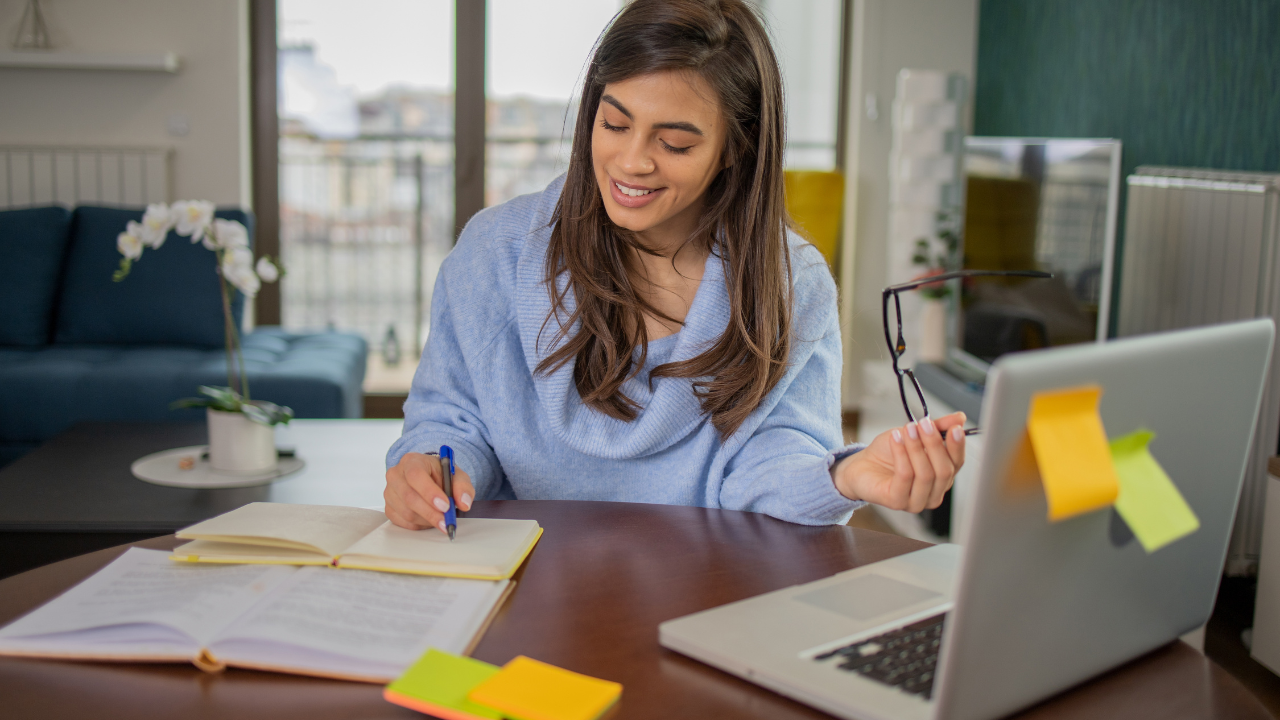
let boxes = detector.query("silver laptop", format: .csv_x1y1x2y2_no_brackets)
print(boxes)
660,319,1274,720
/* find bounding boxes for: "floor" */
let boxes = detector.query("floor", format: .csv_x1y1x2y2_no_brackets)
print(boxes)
1206,577,1280,716
841,414,1280,713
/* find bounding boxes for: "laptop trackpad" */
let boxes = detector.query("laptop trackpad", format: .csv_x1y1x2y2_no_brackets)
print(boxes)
795,574,941,621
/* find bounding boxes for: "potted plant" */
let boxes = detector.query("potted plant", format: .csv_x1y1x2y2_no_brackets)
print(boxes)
115,201,292,474
911,207,962,364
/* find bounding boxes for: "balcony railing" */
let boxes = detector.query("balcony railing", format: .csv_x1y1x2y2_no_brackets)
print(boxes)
278,134,832,387
279,135,570,368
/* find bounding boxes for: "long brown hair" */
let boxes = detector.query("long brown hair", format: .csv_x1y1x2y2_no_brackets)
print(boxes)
538,0,792,439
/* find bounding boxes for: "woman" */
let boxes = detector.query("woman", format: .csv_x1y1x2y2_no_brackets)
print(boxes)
385,0,966,534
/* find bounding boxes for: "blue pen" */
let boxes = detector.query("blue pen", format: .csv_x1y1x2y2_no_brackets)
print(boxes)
440,445,457,541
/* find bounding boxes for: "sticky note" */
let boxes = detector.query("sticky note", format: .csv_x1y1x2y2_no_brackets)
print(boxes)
383,648,504,720
1026,386,1120,521
1110,429,1200,552
468,655,622,720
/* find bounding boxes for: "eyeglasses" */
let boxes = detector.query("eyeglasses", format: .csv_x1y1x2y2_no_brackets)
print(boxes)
882,269,1053,436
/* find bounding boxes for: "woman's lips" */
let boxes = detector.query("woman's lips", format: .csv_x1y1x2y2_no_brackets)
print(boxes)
609,178,663,209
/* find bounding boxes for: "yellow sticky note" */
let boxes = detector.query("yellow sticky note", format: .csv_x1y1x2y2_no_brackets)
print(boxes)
1110,430,1200,552
1026,386,1120,521
468,655,621,720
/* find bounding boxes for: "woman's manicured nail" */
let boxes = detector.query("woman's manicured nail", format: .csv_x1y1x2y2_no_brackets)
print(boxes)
921,416,934,434
461,493,473,510
951,427,964,441
437,521,447,534
907,422,919,440
433,497,450,512
892,428,903,443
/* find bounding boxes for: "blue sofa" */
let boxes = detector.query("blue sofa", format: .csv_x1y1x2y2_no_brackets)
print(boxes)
0,205,367,467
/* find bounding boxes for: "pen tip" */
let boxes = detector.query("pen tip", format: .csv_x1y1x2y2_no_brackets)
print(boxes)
448,526,456,542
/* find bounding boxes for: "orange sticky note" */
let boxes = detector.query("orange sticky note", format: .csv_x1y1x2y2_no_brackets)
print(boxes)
1026,385,1120,521
468,655,621,720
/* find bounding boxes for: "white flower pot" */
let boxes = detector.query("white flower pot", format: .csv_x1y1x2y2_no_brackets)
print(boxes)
207,408,277,475
918,298,948,364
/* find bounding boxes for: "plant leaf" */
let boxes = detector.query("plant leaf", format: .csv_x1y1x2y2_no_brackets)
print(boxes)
243,399,295,426
170,397,215,410
240,403,272,425
193,385,243,412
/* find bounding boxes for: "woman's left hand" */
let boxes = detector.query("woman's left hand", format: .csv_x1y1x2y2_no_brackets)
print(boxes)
833,412,967,512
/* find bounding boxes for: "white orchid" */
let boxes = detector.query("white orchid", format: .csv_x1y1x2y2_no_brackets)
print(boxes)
171,200,216,242
255,256,279,282
139,203,173,248
221,246,261,297
117,221,145,260
212,218,250,250
112,200,285,417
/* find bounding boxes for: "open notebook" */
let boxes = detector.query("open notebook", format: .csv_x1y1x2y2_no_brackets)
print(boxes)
172,503,542,581
0,548,512,682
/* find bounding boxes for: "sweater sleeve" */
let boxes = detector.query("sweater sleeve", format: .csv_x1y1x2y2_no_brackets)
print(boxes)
717,250,866,525
385,257,506,500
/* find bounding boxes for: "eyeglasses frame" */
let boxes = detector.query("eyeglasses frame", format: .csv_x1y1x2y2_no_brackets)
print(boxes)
881,269,1053,436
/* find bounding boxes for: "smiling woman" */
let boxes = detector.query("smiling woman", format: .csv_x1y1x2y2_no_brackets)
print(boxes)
384,0,967,536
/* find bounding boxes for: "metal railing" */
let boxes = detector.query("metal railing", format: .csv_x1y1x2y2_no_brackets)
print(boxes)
278,135,570,359
278,134,833,369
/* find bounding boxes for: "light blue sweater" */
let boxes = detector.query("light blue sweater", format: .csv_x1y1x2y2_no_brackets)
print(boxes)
387,176,864,525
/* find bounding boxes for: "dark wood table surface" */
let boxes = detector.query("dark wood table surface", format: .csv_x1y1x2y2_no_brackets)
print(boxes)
0,501,1270,720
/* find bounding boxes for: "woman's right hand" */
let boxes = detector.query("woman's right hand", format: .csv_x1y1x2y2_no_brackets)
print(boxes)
384,452,475,533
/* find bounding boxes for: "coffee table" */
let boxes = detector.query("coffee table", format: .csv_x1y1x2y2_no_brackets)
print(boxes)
0,419,402,578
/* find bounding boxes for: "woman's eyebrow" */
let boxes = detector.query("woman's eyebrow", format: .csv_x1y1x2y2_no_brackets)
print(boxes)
601,94,705,137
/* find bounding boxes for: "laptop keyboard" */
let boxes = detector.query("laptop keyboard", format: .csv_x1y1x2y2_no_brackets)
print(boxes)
813,613,946,700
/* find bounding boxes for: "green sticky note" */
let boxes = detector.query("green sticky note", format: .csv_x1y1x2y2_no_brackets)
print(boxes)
384,648,504,720
1110,430,1200,553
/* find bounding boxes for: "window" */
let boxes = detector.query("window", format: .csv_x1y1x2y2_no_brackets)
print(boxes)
276,0,454,391
485,0,622,206
256,0,848,394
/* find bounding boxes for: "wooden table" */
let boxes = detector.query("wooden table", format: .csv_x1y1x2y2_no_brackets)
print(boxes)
0,501,1269,720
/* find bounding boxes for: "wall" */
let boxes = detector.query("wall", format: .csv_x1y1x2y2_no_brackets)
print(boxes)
974,0,1280,330
975,0,1280,176
0,0,251,206
839,0,979,408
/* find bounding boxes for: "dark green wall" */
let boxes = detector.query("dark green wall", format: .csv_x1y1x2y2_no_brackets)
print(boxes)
975,0,1280,174
973,0,1280,332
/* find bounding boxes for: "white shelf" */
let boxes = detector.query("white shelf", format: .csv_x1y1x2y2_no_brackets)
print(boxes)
0,51,180,73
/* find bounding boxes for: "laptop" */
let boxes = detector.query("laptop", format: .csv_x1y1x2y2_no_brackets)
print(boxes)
660,319,1275,720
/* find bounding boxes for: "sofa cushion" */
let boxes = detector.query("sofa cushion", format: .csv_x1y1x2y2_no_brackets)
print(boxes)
0,329,367,448
0,206,73,346
53,206,252,347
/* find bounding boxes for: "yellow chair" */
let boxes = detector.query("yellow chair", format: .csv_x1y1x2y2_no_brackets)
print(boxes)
783,170,844,277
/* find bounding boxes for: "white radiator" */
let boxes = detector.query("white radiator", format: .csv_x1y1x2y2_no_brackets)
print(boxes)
0,145,172,209
1119,166,1280,575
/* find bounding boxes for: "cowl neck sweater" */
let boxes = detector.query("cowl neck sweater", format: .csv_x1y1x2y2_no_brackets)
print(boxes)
514,218,729,460
388,175,862,525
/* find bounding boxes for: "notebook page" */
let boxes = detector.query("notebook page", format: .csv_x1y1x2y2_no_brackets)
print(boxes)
340,518,540,571
0,548,295,649
177,503,388,557
209,567,507,679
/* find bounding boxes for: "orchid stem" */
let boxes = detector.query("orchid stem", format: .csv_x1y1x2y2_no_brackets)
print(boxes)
217,253,240,397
